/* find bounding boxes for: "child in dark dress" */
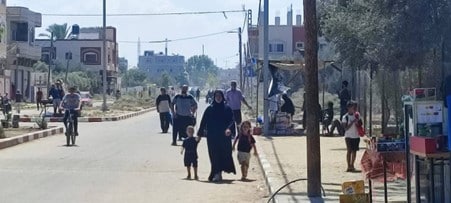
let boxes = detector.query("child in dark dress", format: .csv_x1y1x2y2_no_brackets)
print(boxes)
181,126,201,180
232,121,258,181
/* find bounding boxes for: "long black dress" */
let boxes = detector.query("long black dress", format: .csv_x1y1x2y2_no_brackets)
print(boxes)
198,99,236,180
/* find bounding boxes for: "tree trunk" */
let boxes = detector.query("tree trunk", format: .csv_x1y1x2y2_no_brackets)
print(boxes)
304,0,321,197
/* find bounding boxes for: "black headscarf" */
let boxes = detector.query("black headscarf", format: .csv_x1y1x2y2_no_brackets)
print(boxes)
212,90,225,106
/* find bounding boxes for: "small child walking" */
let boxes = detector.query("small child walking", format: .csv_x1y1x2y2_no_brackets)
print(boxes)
181,126,201,180
232,121,258,181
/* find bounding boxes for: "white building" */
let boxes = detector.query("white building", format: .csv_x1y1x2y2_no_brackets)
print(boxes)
7,6,42,100
0,1,8,96
35,27,119,92
138,50,185,81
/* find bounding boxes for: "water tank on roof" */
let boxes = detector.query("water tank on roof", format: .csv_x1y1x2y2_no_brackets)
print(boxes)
72,24,80,35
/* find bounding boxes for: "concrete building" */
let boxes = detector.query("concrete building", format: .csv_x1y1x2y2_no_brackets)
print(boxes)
7,6,42,100
138,50,184,81
35,27,119,92
248,8,332,61
0,0,8,96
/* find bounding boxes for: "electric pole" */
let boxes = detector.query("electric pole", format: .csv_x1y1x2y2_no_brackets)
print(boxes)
101,0,108,112
238,27,243,91
304,0,322,197
263,0,270,135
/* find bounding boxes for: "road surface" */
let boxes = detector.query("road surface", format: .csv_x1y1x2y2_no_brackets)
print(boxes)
0,102,267,203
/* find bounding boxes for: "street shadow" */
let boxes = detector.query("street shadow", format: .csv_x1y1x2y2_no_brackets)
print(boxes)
240,178,256,182
197,179,235,184
329,147,366,151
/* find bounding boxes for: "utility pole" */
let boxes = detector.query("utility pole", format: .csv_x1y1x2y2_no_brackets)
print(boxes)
47,32,54,91
238,27,243,91
101,0,108,112
304,0,322,197
263,0,270,135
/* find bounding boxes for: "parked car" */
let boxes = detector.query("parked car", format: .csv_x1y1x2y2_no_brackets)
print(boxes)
79,91,93,107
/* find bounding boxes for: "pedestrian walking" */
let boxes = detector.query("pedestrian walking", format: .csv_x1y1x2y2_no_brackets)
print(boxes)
198,90,236,182
339,80,351,119
180,126,201,180
49,84,60,115
36,87,43,111
15,90,22,114
170,85,197,146
156,87,171,133
232,120,258,181
280,93,295,119
196,88,201,101
342,101,361,172
225,81,252,137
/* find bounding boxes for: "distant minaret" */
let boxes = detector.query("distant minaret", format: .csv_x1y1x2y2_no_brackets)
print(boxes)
165,38,168,56
137,37,141,65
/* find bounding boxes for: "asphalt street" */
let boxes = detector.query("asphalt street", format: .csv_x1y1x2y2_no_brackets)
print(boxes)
0,101,267,203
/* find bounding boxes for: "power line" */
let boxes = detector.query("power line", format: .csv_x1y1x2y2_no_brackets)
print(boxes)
118,30,235,44
41,9,246,17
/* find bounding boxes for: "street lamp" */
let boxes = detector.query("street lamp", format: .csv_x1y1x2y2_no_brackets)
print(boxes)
38,32,54,90
227,28,243,91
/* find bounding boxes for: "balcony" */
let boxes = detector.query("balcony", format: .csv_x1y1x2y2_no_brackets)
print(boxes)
8,42,42,60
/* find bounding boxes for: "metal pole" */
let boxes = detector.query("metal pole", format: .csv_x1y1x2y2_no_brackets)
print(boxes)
239,27,243,91
47,32,53,90
101,0,108,111
65,59,69,85
263,0,270,135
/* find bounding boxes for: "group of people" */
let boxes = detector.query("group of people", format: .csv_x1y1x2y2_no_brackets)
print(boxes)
156,81,257,182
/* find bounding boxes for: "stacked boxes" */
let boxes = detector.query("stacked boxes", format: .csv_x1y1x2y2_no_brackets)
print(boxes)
272,112,293,135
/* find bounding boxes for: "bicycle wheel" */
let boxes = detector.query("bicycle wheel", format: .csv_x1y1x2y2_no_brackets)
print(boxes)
67,122,73,146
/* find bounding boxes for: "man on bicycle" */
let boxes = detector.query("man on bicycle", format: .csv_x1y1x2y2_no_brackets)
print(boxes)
59,86,81,136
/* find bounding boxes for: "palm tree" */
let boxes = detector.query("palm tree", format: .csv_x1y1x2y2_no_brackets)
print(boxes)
45,23,70,39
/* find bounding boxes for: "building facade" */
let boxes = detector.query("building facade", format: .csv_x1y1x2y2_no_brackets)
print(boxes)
248,8,332,62
7,6,42,100
0,0,8,96
138,50,185,81
35,27,119,92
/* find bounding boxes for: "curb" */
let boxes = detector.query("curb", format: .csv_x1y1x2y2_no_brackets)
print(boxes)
255,136,279,203
0,126,64,150
19,108,155,123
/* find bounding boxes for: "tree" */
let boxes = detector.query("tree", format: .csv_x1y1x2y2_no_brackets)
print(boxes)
46,23,70,39
159,72,171,88
185,55,219,87
123,68,147,87
33,61,49,72
320,0,451,132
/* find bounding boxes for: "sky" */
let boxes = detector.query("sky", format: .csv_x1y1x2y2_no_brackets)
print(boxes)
8,0,304,69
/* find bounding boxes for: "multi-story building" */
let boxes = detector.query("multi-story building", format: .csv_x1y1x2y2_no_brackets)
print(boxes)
0,0,8,96
7,6,42,100
248,8,332,61
138,50,185,81
35,26,119,93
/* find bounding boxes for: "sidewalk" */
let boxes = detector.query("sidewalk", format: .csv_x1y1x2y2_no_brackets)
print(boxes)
255,135,408,203
16,108,155,122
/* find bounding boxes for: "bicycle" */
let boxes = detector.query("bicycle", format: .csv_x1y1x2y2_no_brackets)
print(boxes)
64,109,78,146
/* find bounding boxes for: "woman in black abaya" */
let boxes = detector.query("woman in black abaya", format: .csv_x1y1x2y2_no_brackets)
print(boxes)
198,90,236,182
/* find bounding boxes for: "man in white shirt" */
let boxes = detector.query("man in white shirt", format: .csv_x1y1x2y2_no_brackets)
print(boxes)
342,101,360,172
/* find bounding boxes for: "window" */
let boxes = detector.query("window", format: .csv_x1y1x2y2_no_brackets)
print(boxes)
80,47,101,65
296,42,304,49
269,43,284,53
84,53,98,64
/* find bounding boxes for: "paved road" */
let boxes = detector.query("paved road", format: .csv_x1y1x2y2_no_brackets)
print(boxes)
0,102,267,203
